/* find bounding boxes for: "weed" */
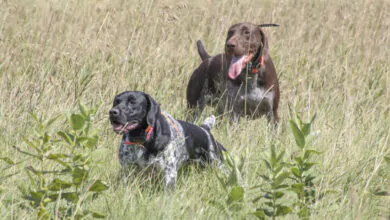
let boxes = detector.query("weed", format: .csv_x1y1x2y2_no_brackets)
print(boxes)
13,103,108,219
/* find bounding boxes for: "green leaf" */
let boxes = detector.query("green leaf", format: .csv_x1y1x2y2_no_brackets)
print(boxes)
26,190,44,203
301,123,311,137
13,145,41,160
72,167,88,186
259,174,270,181
310,114,317,124
274,171,290,186
276,150,285,163
304,175,316,185
303,162,316,171
298,206,310,218
88,180,109,192
51,192,78,203
273,165,284,176
227,186,244,204
215,173,228,192
25,169,39,189
48,178,73,191
275,184,289,189
92,212,106,218
289,183,304,194
263,159,272,171
22,137,40,153
294,157,304,166
45,115,60,127
294,113,304,129
84,137,98,148
384,156,390,164
29,112,41,126
225,153,234,167
57,131,72,145
252,195,263,203
276,205,292,216
263,208,273,217
304,149,321,159
0,157,15,165
51,158,72,169
38,206,50,220
291,167,301,178
208,200,227,214
79,102,88,117
25,166,43,178
270,145,277,167
289,120,305,148
250,210,266,219
371,190,389,196
42,133,50,145
46,154,69,159
70,114,85,131
274,191,284,199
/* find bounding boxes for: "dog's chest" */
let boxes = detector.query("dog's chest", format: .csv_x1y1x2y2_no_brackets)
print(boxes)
228,79,275,114
118,142,148,168
118,113,189,170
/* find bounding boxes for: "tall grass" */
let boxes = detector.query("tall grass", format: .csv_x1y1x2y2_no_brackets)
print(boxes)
0,0,389,219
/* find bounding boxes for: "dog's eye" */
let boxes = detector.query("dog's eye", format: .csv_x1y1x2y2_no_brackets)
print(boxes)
128,97,136,104
113,100,119,106
244,30,250,35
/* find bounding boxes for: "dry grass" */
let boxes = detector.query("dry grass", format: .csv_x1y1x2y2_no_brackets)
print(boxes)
0,0,389,219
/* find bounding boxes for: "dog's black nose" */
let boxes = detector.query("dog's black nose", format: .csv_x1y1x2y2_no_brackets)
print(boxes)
109,108,119,116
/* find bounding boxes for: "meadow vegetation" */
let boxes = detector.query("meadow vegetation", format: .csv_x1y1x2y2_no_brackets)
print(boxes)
0,0,389,219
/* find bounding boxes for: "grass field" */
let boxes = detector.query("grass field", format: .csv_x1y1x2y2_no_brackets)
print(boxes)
0,0,389,219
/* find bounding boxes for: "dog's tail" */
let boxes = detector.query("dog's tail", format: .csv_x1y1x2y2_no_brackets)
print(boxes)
196,40,211,61
201,115,215,131
258,23,280,28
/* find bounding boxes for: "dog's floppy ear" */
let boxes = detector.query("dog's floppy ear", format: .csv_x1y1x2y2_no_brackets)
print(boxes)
143,93,160,127
259,28,267,55
251,27,267,64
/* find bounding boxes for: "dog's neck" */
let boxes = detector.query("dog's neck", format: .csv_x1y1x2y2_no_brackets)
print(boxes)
123,122,154,145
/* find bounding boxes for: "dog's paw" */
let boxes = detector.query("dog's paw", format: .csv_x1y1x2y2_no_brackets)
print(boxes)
201,115,216,130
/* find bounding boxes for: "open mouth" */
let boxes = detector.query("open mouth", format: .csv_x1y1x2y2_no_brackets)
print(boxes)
228,54,254,80
111,121,139,134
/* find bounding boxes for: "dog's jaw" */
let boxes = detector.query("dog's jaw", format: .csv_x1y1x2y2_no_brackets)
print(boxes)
111,121,139,134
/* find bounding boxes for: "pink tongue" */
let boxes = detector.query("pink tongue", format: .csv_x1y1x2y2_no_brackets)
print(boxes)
113,124,123,131
228,56,247,80
125,123,138,131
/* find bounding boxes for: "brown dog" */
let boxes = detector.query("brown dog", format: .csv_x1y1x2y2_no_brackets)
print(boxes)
186,22,280,124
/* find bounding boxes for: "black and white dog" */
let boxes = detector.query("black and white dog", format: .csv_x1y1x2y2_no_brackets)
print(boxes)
109,91,225,191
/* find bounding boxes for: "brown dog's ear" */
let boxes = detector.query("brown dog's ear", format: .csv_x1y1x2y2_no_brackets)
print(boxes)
251,28,266,64
259,28,266,55
143,93,160,127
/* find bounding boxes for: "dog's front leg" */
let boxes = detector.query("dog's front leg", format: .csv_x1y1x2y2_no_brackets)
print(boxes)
161,141,182,192
163,165,177,192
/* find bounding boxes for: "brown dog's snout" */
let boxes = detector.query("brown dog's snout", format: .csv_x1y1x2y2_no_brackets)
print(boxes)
109,108,119,117
226,41,236,49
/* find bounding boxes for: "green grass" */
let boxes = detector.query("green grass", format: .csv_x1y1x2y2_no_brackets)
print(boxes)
1,0,389,219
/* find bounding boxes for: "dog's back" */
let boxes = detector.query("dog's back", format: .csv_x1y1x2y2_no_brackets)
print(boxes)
186,42,226,110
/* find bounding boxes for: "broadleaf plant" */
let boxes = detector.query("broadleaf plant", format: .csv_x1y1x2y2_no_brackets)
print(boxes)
289,113,320,218
14,103,109,219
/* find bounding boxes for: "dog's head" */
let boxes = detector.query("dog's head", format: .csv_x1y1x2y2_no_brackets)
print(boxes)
225,22,268,80
109,91,160,134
